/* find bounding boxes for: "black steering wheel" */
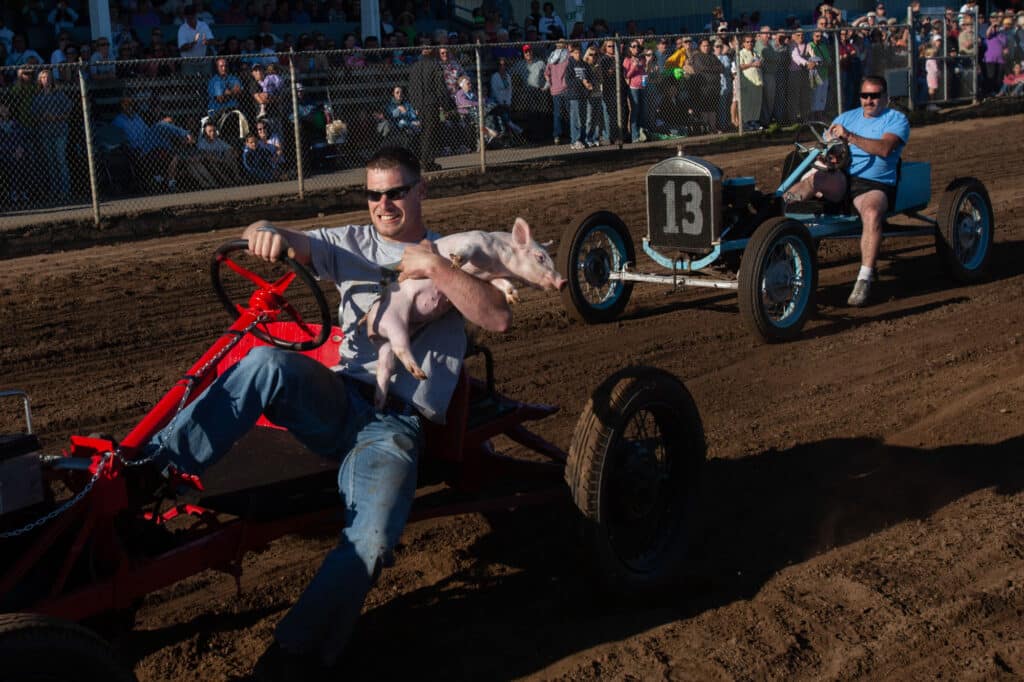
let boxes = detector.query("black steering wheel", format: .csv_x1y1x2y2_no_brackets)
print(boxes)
210,239,331,351
794,121,850,173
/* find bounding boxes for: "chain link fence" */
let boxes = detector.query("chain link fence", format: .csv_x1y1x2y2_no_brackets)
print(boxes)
911,9,980,107
0,28,981,226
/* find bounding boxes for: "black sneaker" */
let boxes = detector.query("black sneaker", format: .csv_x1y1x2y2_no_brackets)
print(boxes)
122,458,170,508
253,642,330,682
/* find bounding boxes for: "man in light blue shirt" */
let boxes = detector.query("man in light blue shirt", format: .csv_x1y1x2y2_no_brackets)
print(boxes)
784,75,910,307
207,57,242,113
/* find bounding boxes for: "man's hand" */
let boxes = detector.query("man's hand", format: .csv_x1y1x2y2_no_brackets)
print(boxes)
244,221,290,262
829,123,848,141
397,239,447,281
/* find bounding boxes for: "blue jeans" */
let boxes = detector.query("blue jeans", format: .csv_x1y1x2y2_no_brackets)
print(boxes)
568,98,582,143
150,346,422,663
551,92,566,139
585,98,608,143
628,87,644,141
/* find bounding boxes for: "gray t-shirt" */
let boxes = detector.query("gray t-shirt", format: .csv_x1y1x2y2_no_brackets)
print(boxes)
307,224,466,423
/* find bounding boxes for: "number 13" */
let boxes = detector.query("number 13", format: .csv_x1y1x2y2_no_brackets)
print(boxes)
662,180,703,235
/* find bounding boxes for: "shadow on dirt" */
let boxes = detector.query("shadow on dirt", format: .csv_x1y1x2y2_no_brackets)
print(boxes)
617,239,1024,339
111,426,1023,679
333,434,1023,680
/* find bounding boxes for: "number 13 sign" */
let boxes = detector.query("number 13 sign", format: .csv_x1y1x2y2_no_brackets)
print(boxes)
646,158,718,253
661,179,704,235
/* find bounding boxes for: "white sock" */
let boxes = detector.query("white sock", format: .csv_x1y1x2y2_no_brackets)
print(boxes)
858,266,874,282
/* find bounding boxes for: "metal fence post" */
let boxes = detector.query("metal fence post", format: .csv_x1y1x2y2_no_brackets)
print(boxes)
475,42,485,172
736,32,743,136
834,30,843,114
942,18,948,102
905,10,915,111
77,64,101,227
971,9,979,103
614,36,622,148
289,49,304,200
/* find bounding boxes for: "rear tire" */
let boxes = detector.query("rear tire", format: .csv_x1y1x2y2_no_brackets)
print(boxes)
936,177,993,283
738,217,817,342
558,211,636,324
0,613,135,682
566,367,706,593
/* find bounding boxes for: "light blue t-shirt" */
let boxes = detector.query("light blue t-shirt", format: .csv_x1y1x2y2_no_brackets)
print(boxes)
308,225,466,423
831,107,910,185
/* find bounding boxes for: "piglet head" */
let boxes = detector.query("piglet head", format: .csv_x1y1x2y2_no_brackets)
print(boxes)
511,217,568,291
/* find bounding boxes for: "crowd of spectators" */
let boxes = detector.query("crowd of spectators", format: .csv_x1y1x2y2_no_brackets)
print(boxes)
1,0,1023,208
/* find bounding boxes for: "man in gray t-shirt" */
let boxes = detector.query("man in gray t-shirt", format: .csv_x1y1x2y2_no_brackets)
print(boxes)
149,146,511,669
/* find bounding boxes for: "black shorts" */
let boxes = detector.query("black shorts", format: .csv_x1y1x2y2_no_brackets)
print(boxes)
849,176,897,210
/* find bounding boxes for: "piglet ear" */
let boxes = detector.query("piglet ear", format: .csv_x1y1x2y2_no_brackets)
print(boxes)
512,217,532,246
540,240,554,249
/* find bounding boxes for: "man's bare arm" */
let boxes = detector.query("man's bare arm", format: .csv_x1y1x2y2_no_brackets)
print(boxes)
831,125,903,158
399,240,512,333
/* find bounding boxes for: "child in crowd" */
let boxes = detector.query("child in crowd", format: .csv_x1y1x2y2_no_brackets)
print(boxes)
256,63,284,119
997,62,1024,97
924,44,940,108
242,132,277,182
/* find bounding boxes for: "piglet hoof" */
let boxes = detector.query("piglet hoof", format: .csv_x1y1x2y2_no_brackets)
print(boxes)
449,253,465,269
374,390,387,411
505,291,521,305
402,359,427,380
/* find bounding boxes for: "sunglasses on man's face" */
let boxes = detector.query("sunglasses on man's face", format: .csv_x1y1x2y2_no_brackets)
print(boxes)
860,91,883,99
364,183,416,202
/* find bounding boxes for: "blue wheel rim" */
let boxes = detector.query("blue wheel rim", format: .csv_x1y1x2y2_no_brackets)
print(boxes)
953,191,991,271
759,234,811,329
574,223,629,310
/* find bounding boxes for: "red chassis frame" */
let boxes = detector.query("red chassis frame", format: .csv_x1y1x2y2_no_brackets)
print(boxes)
1,266,567,624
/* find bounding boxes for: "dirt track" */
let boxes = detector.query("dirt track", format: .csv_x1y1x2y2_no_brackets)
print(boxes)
2,114,1023,681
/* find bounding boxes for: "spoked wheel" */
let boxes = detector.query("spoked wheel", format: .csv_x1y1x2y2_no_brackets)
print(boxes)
558,211,636,324
936,178,994,283
0,614,135,682
566,367,706,593
738,217,817,342
211,239,331,351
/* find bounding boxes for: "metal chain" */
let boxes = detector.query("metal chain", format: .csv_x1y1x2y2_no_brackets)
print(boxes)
122,315,267,468
0,315,268,541
0,451,112,540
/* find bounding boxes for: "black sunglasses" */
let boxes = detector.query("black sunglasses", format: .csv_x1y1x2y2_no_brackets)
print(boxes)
364,183,416,202
860,91,883,99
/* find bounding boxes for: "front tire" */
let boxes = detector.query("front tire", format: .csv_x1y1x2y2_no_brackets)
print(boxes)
936,178,993,283
0,613,135,682
566,367,706,593
558,211,636,324
738,217,817,342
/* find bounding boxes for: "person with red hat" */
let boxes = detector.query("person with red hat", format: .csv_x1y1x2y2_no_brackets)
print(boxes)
512,43,547,140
